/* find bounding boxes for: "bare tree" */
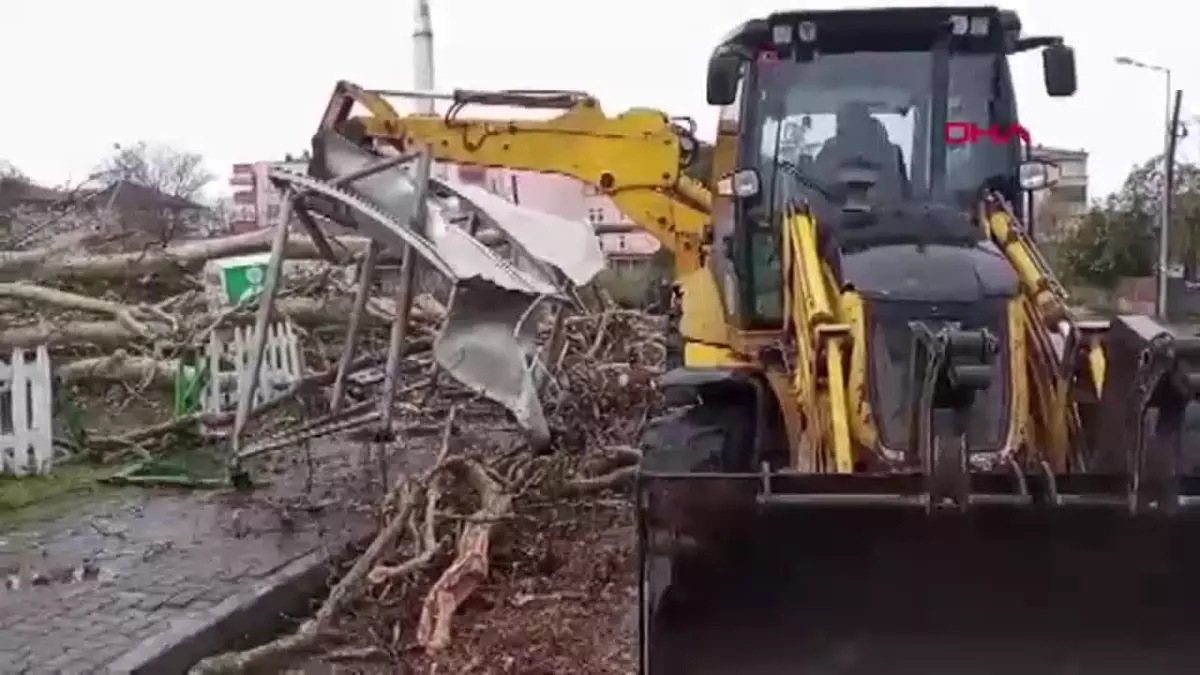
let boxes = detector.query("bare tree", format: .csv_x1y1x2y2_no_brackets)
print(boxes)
0,160,30,240
93,142,214,201
0,159,28,182
196,195,233,237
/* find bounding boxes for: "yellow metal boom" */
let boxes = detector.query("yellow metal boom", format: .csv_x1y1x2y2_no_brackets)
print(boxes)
318,81,712,276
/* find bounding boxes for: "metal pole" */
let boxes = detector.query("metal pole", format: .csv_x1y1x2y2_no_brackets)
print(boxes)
1160,88,1184,318
377,149,432,436
230,194,293,472
1114,57,1176,317
1165,70,1173,139
329,242,381,412
1157,71,1174,318
364,0,438,469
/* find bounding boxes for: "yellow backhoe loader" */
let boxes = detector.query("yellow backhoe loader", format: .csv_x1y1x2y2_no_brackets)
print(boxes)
307,6,1200,673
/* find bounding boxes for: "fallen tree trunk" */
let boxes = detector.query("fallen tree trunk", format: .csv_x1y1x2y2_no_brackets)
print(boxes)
0,295,446,350
57,352,175,386
0,321,152,350
0,230,376,283
0,299,376,350
0,220,511,284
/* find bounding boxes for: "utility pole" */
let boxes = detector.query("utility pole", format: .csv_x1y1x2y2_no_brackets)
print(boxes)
1116,56,1174,317
1162,89,1184,317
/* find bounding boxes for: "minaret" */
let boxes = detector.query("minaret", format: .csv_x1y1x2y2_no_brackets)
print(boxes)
413,0,444,177
413,0,434,111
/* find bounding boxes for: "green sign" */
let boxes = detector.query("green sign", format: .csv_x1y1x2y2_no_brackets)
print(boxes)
221,262,267,305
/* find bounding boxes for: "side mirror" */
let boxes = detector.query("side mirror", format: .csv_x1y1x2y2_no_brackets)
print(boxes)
707,53,742,106
1043,44,1077,97
1019,160,1058,191
715,168,761,198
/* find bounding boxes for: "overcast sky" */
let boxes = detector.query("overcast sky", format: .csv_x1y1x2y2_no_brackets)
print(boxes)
1,0,1194,200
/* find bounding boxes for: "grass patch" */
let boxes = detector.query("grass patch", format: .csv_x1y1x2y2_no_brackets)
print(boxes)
104,445,228,489
0,463,117,516
0,441,227,528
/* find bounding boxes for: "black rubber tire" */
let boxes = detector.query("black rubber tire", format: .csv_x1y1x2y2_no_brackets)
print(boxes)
639,400,755,474
637,400,756,675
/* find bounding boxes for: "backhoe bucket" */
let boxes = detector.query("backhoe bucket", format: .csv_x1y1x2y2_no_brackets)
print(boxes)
639,494,1200,675
638,318,1200,674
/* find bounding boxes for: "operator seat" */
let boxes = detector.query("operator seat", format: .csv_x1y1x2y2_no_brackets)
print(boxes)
814,103,909,202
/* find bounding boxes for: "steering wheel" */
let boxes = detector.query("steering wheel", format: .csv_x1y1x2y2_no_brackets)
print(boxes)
776,160,836,201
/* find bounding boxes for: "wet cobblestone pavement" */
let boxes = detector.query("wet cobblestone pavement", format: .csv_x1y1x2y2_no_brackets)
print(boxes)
0,442,381,674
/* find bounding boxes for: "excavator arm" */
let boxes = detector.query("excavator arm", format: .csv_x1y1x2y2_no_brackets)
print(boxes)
978,193,1094,467
316,81,712,275
980,191,1200,508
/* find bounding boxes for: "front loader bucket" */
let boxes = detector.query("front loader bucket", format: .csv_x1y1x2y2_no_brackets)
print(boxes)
640,496,1200,675
639,318,1200,674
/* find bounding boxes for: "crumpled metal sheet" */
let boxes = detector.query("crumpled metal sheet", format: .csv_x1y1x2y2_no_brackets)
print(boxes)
308,130,604,446
432,178,606,287
432,282,551,437
310,132,559,296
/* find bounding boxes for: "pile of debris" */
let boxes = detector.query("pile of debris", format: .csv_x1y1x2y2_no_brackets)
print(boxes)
0,221,429,455
191,304,664,674
1,197,662,672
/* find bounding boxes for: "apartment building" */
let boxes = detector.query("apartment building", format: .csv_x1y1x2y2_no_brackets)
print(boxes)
227,160,658,262
227,161,308,233
1029,145,1089,242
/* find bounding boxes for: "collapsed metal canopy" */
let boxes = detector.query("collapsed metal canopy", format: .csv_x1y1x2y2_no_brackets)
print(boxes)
275,129,606,445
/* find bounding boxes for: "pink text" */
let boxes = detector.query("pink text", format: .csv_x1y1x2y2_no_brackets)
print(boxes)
944,122,1031,146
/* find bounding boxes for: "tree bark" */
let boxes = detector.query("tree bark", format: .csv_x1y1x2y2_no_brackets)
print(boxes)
0,230,376,282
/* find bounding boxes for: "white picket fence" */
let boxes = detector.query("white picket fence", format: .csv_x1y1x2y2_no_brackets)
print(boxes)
203,322,305,417
0,320,305,473
0,346,55,477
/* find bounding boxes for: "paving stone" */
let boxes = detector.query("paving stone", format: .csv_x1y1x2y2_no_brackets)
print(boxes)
0,439,380,672
0,644,31,668
39,652,78,671
92,643,130,667
203,585,238,606
163,584,209,609
60,660,101,675
64,599,102,620
0,655,30,674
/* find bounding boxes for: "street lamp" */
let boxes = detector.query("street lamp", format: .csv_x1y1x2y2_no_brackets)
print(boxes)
1116,55,1173,317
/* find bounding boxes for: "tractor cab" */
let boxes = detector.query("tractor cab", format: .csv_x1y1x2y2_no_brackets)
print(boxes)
704,6,1076,328
708,7,1076,212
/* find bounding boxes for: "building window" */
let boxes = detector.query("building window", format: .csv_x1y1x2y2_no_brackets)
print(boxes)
1058,162,1086,179
587,207,604,224
1052,185,1087,205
